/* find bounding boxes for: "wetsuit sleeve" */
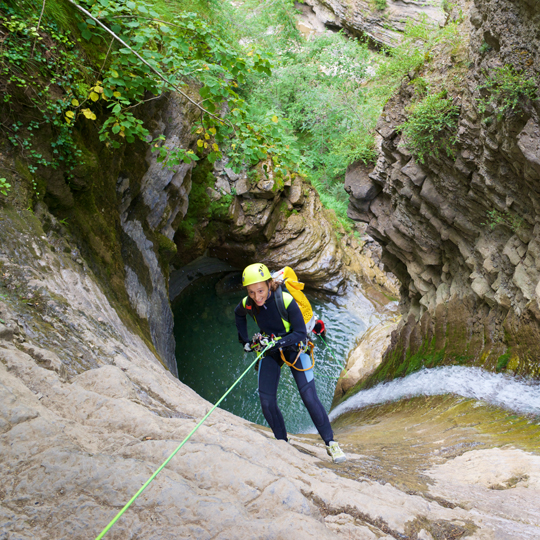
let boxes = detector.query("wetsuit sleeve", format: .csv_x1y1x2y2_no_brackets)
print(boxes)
272,297,307,350
234,300,250,345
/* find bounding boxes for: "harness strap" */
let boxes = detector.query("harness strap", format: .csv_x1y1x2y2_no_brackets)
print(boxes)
280,341,315,371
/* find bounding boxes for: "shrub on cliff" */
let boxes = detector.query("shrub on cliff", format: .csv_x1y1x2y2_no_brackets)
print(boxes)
399,91,459,164
478,65,538,118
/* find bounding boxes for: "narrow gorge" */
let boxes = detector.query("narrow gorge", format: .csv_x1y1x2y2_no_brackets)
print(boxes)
1,0,539,539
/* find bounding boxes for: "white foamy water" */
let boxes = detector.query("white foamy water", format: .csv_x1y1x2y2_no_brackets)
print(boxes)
330,366,540,421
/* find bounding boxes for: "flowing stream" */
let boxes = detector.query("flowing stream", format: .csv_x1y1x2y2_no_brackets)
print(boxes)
330,366,540,422
173,271,394,434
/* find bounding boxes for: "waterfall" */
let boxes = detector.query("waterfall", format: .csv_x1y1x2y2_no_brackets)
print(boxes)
330,366,540,421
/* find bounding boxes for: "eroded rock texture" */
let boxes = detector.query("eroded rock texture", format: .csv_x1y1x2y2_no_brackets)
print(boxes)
347,0,540,380
115,93,200,376
1,209,538,540
174,158,395,295
302,0,445,48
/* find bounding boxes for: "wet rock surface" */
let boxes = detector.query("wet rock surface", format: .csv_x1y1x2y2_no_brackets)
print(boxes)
346,0,540,378
331,395,540,539
333,318,399,405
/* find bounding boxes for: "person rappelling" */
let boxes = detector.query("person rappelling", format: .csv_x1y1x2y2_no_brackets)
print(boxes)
234,263,346,463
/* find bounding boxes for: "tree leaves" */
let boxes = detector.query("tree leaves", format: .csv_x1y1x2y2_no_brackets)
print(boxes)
82,109,97,120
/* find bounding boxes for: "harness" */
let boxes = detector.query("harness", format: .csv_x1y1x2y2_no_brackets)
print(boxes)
242,286,315,371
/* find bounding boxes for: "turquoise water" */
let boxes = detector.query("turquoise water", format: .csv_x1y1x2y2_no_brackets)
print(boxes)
173,272,369,435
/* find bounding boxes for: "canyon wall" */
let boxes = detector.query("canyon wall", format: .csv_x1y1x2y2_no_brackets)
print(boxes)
302,0,445,47
174,158,395,295
1,86,393,376
347,0,540,385
2,204,537,540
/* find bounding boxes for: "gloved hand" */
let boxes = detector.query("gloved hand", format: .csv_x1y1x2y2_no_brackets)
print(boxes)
312,319,326,337
243,334,264,353
248,333,278,353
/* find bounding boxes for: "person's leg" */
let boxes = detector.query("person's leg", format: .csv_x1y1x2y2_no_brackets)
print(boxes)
289,351,334,445
258,354,288,440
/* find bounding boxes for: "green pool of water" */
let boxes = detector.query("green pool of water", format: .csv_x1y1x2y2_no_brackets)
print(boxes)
173,272,370,434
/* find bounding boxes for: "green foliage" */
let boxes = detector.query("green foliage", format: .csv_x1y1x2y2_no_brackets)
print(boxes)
0,0,303,201
478,65,538,117
412,77,429,97
228,6,465,229
374,16,464,100
496,351,511,372
373,0,387,11
69,0,287,170
399,91,459,163
222,0,300,53
479,41,491,55
442,0,452,13
483,209,523,232
209,192,233,220
0,5,85,187
0,177,10,196
237,24,372,227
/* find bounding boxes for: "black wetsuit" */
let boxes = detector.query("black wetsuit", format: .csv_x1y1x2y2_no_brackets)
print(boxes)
234,291,334,444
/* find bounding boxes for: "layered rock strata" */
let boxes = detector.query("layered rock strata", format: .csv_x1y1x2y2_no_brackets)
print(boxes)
302,0,445,48
347,0,540,380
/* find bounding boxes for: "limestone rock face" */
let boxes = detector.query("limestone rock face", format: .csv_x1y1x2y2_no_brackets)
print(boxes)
333,318,398,404
180,160,392,295
116,92,200,376
302,0,445,48
346,0,540,378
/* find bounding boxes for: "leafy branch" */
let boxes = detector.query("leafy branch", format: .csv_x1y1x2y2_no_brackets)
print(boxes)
67,0,230,127
1,0,302,184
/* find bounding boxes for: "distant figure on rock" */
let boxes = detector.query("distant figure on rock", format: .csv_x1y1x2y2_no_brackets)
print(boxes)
234,263,346,463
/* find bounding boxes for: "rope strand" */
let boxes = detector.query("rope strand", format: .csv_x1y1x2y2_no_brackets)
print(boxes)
94,342,274,540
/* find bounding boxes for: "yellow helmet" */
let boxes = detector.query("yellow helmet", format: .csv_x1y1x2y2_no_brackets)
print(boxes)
242,263,271,287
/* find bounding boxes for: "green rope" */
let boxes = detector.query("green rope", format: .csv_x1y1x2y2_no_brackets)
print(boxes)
318,334,345,369
94,343,274,540
317,334,345,369
315,334,348,380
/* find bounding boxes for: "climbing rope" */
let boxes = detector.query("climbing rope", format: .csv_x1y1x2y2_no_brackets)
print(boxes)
318,334,344,368
94,341,276,540
315,334,349,380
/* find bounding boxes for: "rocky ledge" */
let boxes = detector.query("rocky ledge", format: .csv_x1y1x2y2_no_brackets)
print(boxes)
301,0,445,48
174,156,398,296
